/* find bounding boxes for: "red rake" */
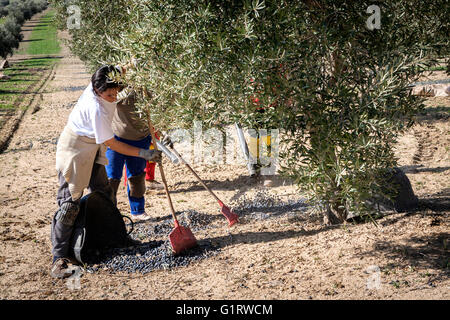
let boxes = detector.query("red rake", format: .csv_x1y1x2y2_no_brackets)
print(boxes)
148,120,197,255
168,145,239,227
169,220,198,255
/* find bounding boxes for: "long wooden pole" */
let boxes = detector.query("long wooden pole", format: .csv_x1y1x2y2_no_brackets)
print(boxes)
145,108,178,224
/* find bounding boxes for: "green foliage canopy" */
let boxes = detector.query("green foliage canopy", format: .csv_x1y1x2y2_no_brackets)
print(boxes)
52,0,448,222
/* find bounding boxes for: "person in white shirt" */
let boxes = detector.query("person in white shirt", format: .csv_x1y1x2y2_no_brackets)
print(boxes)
51,65,161,279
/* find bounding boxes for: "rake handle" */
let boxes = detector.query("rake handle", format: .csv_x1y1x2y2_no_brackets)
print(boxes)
169,144,238,227
147,118,178,224
169,144,221,204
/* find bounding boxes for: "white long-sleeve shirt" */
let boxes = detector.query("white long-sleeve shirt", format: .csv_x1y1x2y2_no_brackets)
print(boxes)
67,83,117,144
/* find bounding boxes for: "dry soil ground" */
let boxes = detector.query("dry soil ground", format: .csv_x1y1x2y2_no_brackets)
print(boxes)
0,29,448,301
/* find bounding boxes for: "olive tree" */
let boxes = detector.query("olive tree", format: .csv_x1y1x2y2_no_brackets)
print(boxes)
0,17,22,58
0,0,48,58
51,0,448,223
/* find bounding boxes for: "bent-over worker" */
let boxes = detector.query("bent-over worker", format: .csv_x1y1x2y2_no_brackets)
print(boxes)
51,65,161,279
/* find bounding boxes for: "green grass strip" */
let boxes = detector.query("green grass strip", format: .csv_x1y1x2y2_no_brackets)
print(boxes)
26,9,61,55
0,57,59,120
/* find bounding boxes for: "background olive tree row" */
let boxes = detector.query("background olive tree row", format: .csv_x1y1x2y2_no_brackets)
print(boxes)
0,0,49,58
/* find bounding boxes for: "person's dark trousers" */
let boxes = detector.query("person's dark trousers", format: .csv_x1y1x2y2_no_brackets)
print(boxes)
51,163,112,260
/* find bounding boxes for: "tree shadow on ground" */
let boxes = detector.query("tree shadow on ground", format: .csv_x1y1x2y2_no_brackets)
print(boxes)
0,78,34,83
419,188,450,213
206,225,340,249
129,197,314,245
136,197,309,228
415,105,450,123
20,39,44,43
14,56,64,62
399,164,450,174
371,202,448,230
0,89,30,95
359,232,449,284
169,174,294,194
419,197,450,213
21,23,47,29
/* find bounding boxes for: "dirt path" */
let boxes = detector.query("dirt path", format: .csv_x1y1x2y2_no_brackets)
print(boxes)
0,8,60,152
0,31,448,300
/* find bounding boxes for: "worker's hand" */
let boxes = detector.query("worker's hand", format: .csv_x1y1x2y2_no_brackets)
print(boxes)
139,149,162,163
161,135,173,149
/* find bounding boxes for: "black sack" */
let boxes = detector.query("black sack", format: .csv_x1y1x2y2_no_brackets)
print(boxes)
70,191,133,264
